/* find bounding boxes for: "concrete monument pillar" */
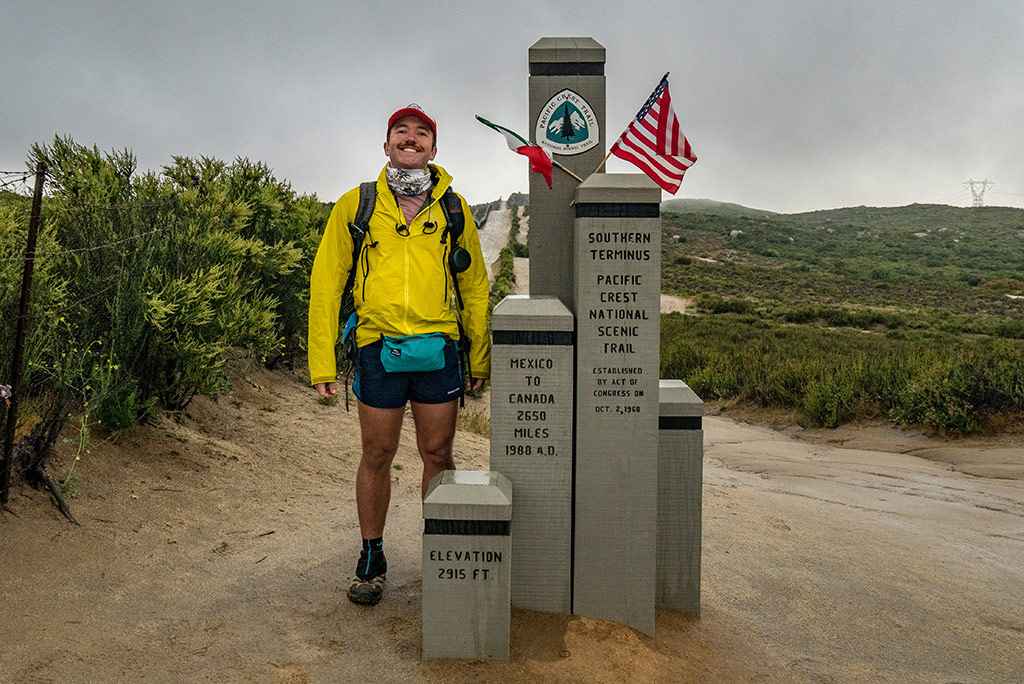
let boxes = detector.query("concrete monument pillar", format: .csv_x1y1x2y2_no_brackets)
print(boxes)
422,471,513,661
528,37,606,309
571,173,661,636
490,295,575,613
657,379,704,617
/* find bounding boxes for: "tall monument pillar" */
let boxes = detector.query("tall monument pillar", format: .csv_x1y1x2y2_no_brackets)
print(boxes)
528,37,606,310
572,173,662,636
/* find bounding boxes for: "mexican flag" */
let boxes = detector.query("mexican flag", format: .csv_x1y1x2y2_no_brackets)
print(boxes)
476,115,554,188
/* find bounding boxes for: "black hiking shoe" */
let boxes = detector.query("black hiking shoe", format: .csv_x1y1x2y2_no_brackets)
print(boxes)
347,574,386,605
348,540,387,605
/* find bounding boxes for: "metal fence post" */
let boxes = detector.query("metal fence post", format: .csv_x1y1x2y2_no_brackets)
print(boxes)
1,162,46,505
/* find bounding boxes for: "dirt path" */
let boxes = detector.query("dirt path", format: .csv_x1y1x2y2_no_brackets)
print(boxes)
702,417,1024,681
479,203,530,292
1,364,1022,683
660,294,693,314
479,200,510,283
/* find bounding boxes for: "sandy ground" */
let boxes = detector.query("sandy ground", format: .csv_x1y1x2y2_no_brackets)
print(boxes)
660,294,693,314
1,360,1022,683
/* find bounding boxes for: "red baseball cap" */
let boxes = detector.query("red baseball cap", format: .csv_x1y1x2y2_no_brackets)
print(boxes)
387,103,437,141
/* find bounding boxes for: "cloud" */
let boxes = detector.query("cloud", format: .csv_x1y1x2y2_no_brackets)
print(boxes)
2,1,1022,212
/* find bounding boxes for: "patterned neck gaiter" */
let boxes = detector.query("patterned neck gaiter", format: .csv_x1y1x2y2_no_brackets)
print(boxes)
385,166,432,196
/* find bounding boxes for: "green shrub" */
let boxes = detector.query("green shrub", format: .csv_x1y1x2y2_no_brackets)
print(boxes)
2,136,331,468
488,246,518,314
696,294,752,314
960,273,982,286
802,365,862,428
890,354,980,434
660,314,1024,433
980,278,1022,291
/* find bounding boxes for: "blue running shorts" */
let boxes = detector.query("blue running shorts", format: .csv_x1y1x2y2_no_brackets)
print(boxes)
353,338,463,409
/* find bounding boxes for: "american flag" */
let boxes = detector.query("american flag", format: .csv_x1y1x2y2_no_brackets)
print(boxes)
609,74,696,194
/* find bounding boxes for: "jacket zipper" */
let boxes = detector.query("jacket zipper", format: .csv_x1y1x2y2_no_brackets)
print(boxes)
398,187,447,331
402,228,410,331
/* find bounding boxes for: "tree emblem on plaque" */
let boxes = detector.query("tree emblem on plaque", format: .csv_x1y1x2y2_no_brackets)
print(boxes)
535,89,600,156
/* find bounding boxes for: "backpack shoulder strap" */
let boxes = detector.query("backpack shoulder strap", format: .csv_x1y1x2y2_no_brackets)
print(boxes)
338,181,378,411
439,188,464,244
438,188,470,314
341,181,378,316
350,181,377,241
436,187,475,395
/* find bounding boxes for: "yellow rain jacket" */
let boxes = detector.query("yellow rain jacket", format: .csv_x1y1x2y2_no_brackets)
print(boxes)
308,163,491,386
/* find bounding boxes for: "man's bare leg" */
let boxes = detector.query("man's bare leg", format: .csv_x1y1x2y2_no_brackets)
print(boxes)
355,400,405,538
410,399,458,498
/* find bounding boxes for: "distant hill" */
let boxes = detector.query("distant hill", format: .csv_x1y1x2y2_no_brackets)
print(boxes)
784,203,1024,232
661,198,777,218
660,200,1024,324
478,194,776,218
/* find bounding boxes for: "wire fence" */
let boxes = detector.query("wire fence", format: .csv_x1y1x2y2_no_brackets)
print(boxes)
0,167,211,262
3,156,326,509
0,226,172,262
0,171,34,194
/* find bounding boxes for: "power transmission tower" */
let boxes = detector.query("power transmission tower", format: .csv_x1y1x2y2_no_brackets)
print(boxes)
962,179,994,207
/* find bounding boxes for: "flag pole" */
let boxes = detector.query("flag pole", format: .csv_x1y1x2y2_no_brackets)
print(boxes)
553,160,584,183
592,147,614,176
593,72,671,177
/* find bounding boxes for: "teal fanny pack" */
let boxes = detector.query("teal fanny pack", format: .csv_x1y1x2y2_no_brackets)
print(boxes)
379,333,448,373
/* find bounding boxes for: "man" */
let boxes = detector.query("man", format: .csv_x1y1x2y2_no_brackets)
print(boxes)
308,104,491,606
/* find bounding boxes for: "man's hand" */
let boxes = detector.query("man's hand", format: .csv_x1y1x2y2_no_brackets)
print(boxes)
315,381,338,398
466,377,484,393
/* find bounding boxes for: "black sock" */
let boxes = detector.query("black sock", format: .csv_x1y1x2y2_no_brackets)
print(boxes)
356,537,387,580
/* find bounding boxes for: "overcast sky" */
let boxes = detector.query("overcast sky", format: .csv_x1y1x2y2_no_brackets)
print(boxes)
3,1,1023,213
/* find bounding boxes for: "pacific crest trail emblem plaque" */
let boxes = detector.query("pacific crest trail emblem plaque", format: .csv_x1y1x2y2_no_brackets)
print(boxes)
535,89,600,156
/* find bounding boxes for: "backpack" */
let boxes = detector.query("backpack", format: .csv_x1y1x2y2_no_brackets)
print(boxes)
337,181,472,408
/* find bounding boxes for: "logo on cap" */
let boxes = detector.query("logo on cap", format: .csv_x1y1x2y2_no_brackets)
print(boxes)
389,103,437,139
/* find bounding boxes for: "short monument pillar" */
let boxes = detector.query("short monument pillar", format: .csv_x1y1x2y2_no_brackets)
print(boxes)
421,471,513,661
528,37,606,309
572,173,662,636
490,295,575,613
656,379,704,617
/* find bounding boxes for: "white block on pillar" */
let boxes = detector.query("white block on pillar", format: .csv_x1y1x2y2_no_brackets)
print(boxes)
422,471,512,661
